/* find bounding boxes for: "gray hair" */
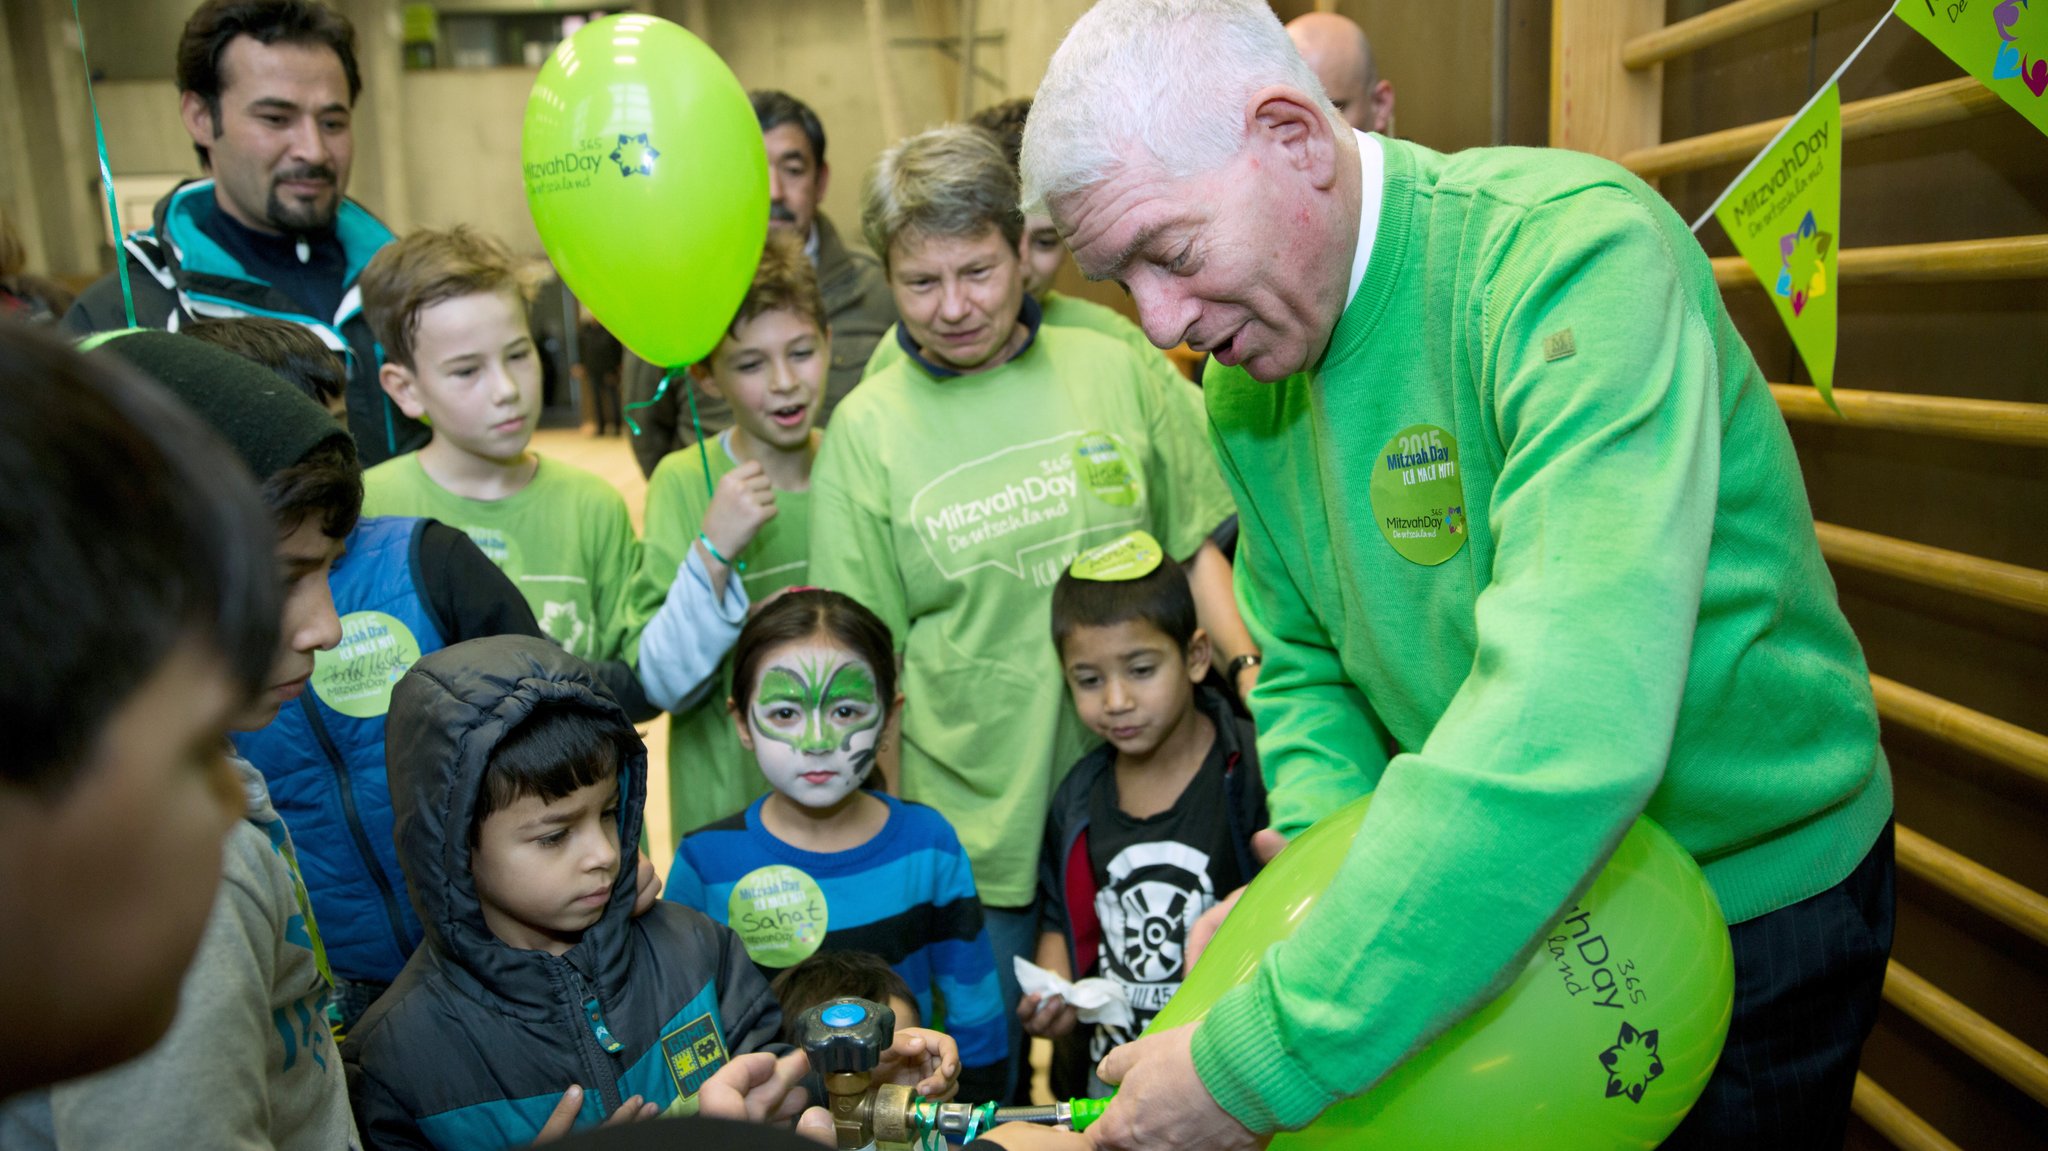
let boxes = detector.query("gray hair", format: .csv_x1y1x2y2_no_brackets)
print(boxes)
860,124,1025,267
1020,0,1339,213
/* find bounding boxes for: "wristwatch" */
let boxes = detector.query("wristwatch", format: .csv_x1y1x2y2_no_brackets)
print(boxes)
1226,653,1263,682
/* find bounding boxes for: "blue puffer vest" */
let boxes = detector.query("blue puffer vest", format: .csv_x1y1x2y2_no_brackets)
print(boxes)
233,515,448,985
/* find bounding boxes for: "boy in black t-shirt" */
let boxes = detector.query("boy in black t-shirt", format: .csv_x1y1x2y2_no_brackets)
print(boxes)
1022,531,1268,1096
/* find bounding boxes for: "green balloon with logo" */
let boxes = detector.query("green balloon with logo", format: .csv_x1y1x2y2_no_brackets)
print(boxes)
1148,796,1735,1149
522,14,767,367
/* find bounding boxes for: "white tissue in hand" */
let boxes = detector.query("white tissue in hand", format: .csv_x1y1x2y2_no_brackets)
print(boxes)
1013,956,1133,1028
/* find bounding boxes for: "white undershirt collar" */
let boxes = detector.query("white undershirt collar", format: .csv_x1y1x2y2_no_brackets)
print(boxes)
1344,130,1384,311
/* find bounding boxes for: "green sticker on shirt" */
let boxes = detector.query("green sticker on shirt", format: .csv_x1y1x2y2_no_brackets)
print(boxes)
310,611,424,718
728,864,828,967
1073,432,1139,507
1368,424,1468,566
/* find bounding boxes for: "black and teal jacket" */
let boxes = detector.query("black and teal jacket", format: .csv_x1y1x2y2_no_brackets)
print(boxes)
60,178,425,465
342,636,784,1150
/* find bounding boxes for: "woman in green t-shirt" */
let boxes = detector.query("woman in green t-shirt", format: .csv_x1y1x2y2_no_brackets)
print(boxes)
807,124,1241,1102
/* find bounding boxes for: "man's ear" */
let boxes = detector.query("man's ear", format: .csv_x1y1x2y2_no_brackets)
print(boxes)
691,361,724,400
814,160,831,207
379,362,429,420
1184,628,1213,683
178,90,217,156
1247,85,1342,191
1370,80,1397,137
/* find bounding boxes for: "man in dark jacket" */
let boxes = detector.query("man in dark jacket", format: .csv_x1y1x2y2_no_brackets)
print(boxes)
622,90,897,477
345,637,960,1148
60,0,420,465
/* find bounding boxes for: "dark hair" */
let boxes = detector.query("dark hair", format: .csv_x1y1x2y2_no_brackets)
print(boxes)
0,322,280,793
969,97,1031,173
184,316,347,411
772,951,920,1044
264,437,361,540
750,89,827,168
473,702,632,840
176,0,361,169
730,589,898,713
1050,552,1197,655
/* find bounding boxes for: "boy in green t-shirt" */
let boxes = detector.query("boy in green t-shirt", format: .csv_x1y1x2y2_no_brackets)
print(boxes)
358,227,651,715
629,230,832,840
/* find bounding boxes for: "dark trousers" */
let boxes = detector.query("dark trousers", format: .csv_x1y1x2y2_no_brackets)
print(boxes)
1661,822,1895,1150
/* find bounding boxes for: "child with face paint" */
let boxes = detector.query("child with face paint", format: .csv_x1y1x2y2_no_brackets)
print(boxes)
665,590,1010,1102
632,230,833,843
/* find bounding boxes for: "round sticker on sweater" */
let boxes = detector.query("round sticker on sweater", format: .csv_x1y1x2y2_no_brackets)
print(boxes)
1073,432,1139,507
310,611,424,718
728,864,828,967
1368,424,1468,566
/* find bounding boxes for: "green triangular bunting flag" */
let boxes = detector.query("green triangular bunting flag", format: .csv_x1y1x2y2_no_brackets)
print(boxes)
1715,83,1843,411
1897,0,2048,139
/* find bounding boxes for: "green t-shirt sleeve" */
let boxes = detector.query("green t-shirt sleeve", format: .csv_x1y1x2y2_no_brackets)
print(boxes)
1136,351,1235,561
1191,192,1723,1133
808,412,910,646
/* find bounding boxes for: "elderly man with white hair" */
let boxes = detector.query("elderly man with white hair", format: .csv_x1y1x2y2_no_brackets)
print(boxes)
1020,1,1895,1149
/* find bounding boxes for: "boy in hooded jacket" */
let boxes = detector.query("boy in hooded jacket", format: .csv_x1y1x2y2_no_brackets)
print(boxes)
344,635,958,1149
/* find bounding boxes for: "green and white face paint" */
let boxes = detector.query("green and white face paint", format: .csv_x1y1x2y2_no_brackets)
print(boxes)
748,643,884,809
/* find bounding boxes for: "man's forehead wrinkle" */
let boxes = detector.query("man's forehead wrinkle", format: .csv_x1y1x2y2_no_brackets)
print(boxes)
1063,175,1179,280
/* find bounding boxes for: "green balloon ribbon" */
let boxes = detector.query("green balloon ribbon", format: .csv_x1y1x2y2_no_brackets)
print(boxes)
70,0,137,328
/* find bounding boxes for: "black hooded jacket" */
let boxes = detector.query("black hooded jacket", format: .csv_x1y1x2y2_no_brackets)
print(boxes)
343,637,782,1149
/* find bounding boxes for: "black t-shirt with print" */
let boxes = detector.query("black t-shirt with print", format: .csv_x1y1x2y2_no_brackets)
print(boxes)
1084,734,1247,1062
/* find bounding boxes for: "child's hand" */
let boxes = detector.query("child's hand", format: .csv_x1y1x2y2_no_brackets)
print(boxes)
700,1050,832,1134
876,1026,962,1101
530,1084,659,1143
1018,991,1079,1039
700,460,778,569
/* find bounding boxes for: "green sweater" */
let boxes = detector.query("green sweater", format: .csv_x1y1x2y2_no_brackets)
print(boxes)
1189,138,1891,1132
362,453,642,664
810,324,1235,904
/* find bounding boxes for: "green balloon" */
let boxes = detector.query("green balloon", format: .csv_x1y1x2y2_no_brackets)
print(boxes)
522,15,767,368
1151,796,1734,1149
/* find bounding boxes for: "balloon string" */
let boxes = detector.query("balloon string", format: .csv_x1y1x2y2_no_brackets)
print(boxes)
622,364,673,439
626,364,746,574
682,369,715,502
70,0,137,328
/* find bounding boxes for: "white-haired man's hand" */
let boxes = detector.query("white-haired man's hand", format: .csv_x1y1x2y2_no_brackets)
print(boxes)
1090,1024,1266,1150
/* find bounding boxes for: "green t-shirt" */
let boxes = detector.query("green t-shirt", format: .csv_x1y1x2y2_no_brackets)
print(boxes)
1186,136,1892,1133
361,453,641,663
809,325,1235,905
630,432,814,838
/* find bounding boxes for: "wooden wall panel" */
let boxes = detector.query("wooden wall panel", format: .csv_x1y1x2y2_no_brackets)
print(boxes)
1652,2,2048,1147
